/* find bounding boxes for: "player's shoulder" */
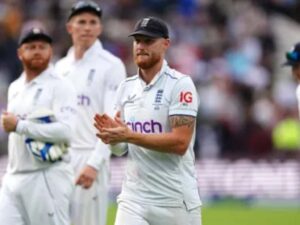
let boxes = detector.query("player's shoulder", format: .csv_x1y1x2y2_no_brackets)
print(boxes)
96,48,124,67
54,56,70,73
8,75,23,91
164,67,187,79
123,75,139,85
116,75,138,92
46,70,73,89
163,67,194,86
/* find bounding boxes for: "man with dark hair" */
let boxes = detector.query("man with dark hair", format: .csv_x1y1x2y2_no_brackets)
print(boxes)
55,1,126,225
94,17,202,225
0,27,77,225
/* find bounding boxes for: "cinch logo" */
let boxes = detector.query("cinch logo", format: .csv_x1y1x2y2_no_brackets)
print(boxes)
127,120,163,133
180,91,193,103
77,94,91,106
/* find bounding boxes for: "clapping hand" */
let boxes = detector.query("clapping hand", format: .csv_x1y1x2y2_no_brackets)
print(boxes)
94,112,130,144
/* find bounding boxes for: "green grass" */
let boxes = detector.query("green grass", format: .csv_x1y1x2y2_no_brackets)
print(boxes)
106,203,300,225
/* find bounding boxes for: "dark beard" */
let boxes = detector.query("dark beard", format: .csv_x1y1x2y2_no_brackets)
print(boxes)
135,54,161,70
23,58,50,74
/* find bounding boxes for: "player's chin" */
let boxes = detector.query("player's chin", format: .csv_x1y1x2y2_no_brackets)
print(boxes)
135,59,152,69
28,60,49,71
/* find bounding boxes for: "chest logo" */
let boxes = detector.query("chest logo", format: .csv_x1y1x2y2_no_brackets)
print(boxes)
77,94,91,106
33,88,43,105
87,69,95,86
155,89,164,103
153,89,164,110
126,94,136,103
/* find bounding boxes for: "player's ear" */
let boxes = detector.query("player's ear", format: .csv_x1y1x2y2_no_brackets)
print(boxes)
97,19,103,37
17,47,23,61
48,44,53,57
163,38,170,49
66,22,72,35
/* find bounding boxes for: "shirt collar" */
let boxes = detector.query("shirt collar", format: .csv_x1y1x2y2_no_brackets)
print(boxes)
21,65,53,86
138,60,168,89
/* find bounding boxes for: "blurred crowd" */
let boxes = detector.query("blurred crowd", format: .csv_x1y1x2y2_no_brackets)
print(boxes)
1,0,300,160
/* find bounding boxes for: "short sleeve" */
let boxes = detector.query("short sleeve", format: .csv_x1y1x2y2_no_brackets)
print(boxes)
169,76,198,117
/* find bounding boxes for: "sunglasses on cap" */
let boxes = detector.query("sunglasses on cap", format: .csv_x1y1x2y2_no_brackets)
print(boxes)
286,51,300,62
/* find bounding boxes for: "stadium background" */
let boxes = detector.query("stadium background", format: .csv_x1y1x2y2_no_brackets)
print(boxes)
0,0,300,224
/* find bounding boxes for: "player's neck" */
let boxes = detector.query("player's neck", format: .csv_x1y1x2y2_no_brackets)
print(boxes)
24,68,44,83
73,44,91,60
139,60,163,84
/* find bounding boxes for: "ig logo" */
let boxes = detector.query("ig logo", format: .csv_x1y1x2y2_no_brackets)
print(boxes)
179,91,192,103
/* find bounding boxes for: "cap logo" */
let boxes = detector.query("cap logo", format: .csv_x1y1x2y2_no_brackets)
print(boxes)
33,28,41,34
141,18,150,27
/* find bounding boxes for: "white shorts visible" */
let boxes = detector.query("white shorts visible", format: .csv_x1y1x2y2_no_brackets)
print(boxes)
115,200,202,225
0,163,74,225
70,150,109,225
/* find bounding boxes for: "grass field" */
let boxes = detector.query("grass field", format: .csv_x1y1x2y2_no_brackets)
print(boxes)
106,202,300,225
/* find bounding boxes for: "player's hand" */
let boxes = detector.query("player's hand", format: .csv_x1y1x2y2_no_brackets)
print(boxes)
94,112,120,130
97,116,130,144
75,165,98,189
1,111,18,133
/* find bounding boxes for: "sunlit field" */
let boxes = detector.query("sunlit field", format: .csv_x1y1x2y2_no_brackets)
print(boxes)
106,202,300,225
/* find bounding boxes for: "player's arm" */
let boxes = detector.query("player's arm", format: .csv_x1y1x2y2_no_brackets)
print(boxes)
97,114,195,156
97,76,198,156
15,80,77,144
94,112,128,156
129,115,195,155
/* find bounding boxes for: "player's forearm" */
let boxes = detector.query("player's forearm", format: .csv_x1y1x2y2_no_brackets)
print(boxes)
127,131,191,156
87,140,111,170
16,120,72,143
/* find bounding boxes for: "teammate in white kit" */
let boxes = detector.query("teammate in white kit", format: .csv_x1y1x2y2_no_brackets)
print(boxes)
0,27,77,225
94,17,202,225
55,1,126,225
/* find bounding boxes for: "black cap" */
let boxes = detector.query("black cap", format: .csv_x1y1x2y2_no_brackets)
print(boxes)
19,27,52,46
129,17,169,39
283,43,300,66
68,1,102,21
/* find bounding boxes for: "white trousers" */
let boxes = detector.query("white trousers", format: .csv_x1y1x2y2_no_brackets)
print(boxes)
0,163,74,225
70,150,109,225
115,200,202,225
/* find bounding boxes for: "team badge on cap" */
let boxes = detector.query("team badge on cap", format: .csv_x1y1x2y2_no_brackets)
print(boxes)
141,18,150,27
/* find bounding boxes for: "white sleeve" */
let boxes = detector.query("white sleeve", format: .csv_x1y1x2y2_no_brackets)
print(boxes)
296,85,300,118
16,80,77,144
103,60,126,117
87,61,126,170
169,76,199,117
87,140,111,170
109,81,128,156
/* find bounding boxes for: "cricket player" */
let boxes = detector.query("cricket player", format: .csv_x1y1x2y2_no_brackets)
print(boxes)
283,43,300,108
0,27,77,225
94,17,202,225
54,1,126,225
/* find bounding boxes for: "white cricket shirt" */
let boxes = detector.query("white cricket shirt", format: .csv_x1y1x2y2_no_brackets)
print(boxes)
115,61,201,210
7,66,77,173
55,40,126,169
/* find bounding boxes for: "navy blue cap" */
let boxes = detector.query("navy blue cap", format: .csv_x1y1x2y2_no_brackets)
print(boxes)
283,43,300,66
129,17,169,39
68,1,102,21
19,27,52,46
